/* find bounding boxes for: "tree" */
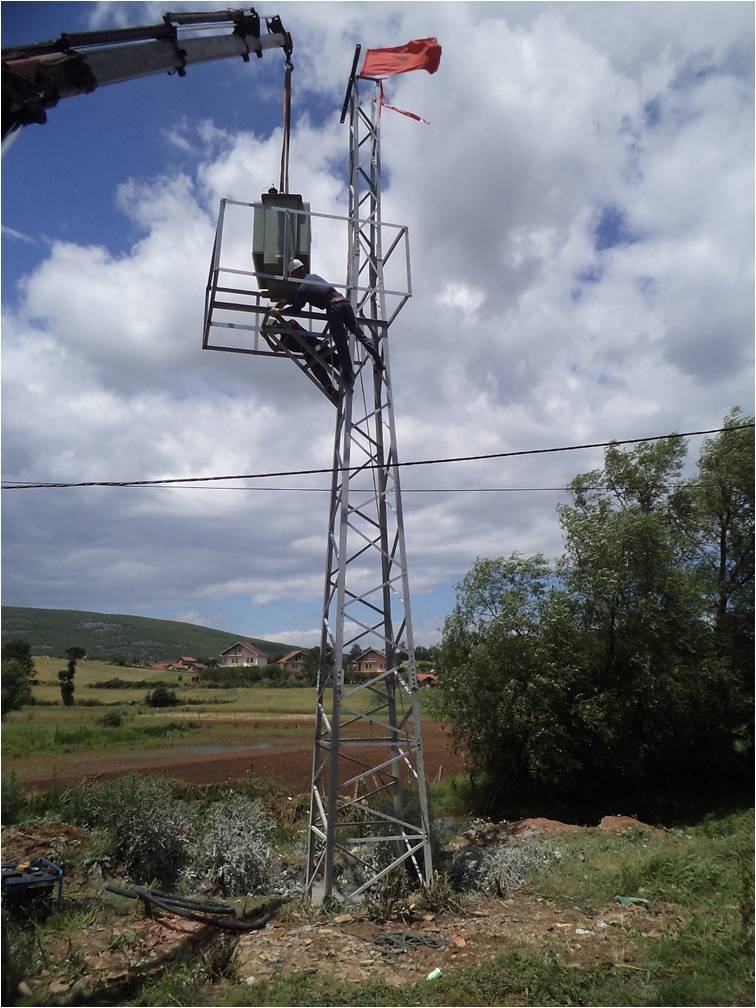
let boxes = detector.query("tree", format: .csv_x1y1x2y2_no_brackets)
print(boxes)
145,685,179,707
1,639,35,719
302,647,325,687
58,646,86,707
436,554,574,808
555,437,732,804
691,411,754,652
437,414,753,818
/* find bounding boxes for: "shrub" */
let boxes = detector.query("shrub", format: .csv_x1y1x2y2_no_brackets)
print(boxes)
54,774,193,886
183,793,274,896
144,685,180,707
479,838,556,895
1,773,26,825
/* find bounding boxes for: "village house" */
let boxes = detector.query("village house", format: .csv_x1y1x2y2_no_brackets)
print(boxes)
168,656,207,673
218,641,269,668
353,648,386,675
275,649,305,676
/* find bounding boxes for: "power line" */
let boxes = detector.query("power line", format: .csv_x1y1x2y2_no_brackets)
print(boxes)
1,423,751,491
74,479,731,493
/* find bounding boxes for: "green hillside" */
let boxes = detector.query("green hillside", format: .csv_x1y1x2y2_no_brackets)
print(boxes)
0,606,298,663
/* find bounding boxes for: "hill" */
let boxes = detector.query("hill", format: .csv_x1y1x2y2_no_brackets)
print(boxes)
0,606,298,663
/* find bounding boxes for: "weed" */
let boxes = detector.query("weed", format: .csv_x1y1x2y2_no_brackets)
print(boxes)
359,855,415,922
200,934,241,983
415,870,466,915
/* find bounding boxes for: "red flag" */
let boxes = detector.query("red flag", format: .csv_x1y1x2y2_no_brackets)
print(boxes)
359,38,442,79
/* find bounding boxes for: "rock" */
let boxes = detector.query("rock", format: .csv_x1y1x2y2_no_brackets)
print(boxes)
17,981,33,997
49,979,72,996
575,928,593,936
451,935,467,947
244,976,257,986
333,913,353,924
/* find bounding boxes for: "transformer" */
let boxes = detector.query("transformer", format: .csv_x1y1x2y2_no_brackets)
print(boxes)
252,190,311,302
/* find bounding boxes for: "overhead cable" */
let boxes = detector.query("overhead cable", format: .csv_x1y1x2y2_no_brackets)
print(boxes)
1,423,751,491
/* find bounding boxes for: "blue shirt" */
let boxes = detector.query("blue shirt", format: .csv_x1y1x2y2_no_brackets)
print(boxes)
288,273,337,312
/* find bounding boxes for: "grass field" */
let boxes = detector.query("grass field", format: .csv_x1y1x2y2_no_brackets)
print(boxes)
2,660,439,785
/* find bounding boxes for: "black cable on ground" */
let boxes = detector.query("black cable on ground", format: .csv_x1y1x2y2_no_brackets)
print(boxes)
103,884,271,932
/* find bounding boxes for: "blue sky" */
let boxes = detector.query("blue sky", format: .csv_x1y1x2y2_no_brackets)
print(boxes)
2,2,753,647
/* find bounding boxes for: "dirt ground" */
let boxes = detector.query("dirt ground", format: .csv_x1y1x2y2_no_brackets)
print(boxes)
2,817,685,1005
17,720,467,792
236,891,684,988
9,890,684,1004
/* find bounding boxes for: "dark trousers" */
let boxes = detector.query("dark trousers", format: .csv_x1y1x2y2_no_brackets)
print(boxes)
326,299,361,385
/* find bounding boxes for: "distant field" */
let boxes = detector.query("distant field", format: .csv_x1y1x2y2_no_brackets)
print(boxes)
28,661,436,716
3,661,442,789
32,657,184,687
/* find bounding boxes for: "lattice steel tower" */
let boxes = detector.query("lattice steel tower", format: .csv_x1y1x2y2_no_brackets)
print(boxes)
305,68,433,903
202,60,433,904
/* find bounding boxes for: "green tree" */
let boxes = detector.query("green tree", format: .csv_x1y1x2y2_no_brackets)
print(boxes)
58,646,86,707
437,554,575,808
437,415,753,818
1,639,36,718
691,412,754,652
556,437,735,805
303,647,330,687
145,685,179,707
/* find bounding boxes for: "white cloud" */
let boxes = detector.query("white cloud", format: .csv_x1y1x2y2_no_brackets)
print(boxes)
4,1,753,646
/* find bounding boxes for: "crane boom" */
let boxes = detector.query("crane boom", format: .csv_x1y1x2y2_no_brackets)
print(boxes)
2,8,292,140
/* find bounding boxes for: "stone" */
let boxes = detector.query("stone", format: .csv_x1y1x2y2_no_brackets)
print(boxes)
49,979,72,996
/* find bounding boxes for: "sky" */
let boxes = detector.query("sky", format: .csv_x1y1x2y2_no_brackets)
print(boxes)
2,1,754,648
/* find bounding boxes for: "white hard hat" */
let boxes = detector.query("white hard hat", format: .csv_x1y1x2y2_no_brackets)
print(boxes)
287,258,305,274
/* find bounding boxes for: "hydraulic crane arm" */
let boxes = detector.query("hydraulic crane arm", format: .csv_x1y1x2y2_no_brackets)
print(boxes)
1,8,292,141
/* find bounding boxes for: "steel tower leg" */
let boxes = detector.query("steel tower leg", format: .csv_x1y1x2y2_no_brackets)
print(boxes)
306,77,433,903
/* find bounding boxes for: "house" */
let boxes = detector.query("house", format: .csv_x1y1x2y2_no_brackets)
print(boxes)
218,641,269,668
276,649,305,676
168,656,207,673
417,672,439,688
353,649,386,675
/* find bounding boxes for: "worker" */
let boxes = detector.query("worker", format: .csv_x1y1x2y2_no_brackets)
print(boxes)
269,259,382,388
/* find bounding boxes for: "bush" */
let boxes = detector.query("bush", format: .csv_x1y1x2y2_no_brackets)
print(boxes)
93,678,170,689
1,773,26,825
50,775,193,885
144,685,180,707
183,793,274,896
